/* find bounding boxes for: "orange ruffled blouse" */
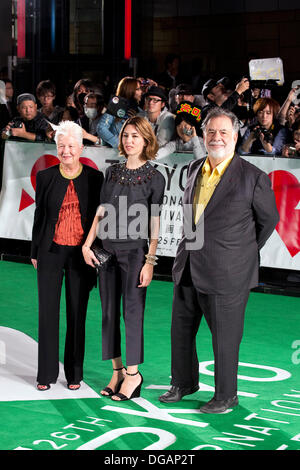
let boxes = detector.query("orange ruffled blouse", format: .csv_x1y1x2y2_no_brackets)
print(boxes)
53,180,84,246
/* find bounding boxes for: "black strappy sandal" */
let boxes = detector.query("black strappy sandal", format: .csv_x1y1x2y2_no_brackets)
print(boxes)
100,366,126,397
67,383,81,390
111,371,143,401
37,384,50,391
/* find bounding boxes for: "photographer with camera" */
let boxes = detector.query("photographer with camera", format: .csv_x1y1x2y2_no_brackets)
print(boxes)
97,77,143,148
201,77,250,123
156,101,205,160
1,93,48,142
239,97,288,155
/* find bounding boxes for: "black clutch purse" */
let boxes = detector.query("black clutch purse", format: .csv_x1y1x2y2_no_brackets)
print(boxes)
90,240,113,272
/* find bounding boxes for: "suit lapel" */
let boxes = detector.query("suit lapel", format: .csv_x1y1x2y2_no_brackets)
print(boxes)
43,166,69,216
183,159,205,231
55,171,70,213
188,158,206,205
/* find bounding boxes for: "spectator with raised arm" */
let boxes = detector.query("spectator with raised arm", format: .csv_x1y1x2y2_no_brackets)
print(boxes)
201,77,250,122
278,86,300,126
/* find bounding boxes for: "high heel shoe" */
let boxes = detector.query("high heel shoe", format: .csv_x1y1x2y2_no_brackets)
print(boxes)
100,366,126,397
111,371,143,401
67,383,81,390
37,384,50,391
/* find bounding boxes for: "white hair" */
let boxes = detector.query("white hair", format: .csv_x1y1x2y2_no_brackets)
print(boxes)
54,120,83,146
201,107,240,134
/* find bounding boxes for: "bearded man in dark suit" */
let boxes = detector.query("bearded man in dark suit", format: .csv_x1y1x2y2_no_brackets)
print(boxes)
159,107,279,413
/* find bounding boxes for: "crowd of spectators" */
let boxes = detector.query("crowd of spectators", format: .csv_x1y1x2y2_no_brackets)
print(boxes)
1,63,300,159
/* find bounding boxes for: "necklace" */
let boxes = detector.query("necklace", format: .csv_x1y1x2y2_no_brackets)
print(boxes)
59,163,83,180
111,162,156,186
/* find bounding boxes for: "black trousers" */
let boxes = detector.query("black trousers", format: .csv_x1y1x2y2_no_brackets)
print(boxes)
171,263,249,400
37,244,91,385
99,242,147,366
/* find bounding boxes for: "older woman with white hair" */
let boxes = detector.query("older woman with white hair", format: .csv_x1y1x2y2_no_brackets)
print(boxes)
31,120,103,391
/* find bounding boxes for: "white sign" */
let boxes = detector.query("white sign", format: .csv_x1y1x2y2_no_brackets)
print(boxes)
249,57,284,86
0,141,300,270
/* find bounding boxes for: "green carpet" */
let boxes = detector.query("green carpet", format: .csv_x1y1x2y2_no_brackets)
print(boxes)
0,260,299,451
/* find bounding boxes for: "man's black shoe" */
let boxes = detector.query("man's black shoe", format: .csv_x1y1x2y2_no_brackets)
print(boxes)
159,385,199,403
200,395,238,414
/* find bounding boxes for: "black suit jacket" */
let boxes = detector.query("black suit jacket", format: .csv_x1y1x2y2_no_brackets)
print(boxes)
31,164,103,258
172,153,279,295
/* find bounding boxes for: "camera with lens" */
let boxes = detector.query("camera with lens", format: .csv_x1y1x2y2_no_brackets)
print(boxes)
4,119,23,137
11,119,23,129
253,126,273,144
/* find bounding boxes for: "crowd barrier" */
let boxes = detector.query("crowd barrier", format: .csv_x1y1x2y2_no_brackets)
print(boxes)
0,139,300,271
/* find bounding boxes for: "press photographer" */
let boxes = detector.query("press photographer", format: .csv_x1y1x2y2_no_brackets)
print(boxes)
1,93,48,142
239,97,288,155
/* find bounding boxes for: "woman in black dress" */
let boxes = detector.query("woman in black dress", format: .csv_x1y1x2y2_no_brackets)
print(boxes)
83,116,165,401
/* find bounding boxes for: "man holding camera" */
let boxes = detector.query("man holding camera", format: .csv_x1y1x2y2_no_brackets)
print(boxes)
201,77,250,123
1,93,48,142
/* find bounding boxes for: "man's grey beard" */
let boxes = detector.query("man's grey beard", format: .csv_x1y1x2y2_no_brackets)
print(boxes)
207,147,227,159
205,137,236,160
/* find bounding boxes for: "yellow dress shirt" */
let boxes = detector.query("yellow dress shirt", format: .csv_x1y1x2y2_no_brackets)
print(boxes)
193,155,234,224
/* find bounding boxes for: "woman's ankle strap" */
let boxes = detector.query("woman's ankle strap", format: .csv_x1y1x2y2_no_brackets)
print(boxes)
126,371,139,376
113,366,125,371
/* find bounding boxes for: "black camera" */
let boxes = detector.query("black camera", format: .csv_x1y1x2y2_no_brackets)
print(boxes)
10,119,23,129
253,126,273,144
4,119,23,137
249,79,279,90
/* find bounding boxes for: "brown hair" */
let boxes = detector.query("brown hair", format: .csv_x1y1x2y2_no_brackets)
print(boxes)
253,97,280,118
116,77,140,101
36,80,56,97
118,116,159,161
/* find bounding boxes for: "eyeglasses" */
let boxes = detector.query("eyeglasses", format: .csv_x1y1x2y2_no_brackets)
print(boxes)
146,97,162,103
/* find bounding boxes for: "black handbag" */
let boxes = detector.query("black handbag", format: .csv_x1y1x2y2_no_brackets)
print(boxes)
90,240,113,272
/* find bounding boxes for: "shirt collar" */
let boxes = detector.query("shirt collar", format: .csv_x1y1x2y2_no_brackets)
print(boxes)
202,154,234,176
